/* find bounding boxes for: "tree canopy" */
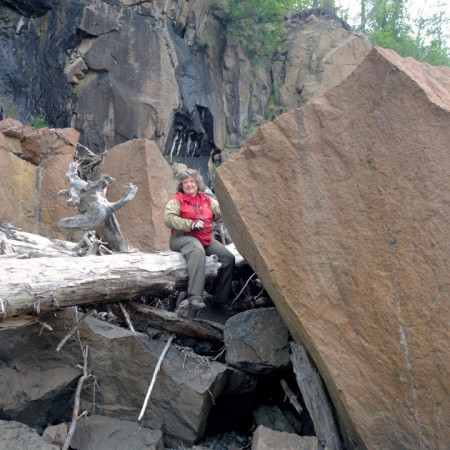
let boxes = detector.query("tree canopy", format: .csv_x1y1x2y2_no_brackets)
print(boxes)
215,0,449,67
360,0,450,66
214,0,306,66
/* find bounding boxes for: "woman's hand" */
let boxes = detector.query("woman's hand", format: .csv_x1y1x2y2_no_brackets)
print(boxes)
191,220,204,231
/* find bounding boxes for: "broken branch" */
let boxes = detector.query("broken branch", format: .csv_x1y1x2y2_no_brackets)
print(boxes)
280,377,303,415
119,301,136,334
62,345,93,450
56,309,93,352
138,333,176,421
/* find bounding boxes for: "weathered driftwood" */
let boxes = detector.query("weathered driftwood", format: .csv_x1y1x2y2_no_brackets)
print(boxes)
280,378,303,416
58,162,137,252
0,222,77,258
128,301,224,343
290,342,342,450
0,244,245,318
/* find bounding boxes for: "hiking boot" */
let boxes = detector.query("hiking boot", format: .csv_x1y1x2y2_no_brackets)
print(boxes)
175,299,192,318
190,297,206,310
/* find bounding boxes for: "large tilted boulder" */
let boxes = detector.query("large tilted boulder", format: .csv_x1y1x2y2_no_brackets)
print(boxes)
216,47,450,449
100,139,177,252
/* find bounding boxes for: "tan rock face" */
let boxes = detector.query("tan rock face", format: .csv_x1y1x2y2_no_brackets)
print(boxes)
272,12,372,112
0,146,38,232
0,120,78,239
216,47,450,449
100,139,178,252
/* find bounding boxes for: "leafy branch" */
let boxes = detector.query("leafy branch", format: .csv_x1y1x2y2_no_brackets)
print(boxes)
214,0,312,65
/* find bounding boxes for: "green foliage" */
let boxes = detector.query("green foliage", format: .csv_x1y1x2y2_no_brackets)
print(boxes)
412,9,450,66
67,89,76,106
243,122,254,139
198,36,211,51
362,0,449,66
215,0,313,65
216,0,349,65
29,116,49,129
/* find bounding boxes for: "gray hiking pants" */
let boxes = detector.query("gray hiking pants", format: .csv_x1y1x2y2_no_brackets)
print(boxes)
169,234,235,304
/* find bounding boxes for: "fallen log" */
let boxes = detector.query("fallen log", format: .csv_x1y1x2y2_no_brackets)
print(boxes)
128,301,224,343
0,244,245,318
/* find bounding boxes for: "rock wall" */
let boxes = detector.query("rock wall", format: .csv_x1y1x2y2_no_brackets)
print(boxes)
0,0,373,240
0,0,372,186
0,119,78,239
0,0,82,126
215,47,450,449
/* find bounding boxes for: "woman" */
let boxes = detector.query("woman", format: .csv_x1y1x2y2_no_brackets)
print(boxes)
164,169,235,317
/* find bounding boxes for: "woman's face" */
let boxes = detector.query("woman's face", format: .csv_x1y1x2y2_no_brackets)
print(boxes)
182,176,198,196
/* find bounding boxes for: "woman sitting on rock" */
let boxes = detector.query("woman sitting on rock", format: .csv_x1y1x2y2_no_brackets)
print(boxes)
164,169,235,317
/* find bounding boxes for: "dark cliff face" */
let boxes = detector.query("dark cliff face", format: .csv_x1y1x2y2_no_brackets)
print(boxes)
2,0,58,18
0,0,369,184
0,0,83,126
163,23,219,182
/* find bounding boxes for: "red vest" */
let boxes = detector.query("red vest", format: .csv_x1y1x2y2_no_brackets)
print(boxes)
173,192,214,246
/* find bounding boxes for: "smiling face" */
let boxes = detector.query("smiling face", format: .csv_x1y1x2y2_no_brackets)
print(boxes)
182,176,198,196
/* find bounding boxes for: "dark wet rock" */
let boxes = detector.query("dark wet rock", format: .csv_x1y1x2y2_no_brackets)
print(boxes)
2,0,58,18
70,415,164,450
0,309,230,446
0,366,80,428
224,308,290,374
252,405,296,434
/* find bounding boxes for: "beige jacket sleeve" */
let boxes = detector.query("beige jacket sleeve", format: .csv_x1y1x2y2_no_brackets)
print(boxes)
164,198,193,232
210,198,222,222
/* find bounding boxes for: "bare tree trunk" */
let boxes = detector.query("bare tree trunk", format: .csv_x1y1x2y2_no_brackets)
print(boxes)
356,0,383,32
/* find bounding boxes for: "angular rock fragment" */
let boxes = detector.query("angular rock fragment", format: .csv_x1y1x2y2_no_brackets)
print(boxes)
251,425,329,450
0,420,59,450
224,308,290,374
70,415,164,450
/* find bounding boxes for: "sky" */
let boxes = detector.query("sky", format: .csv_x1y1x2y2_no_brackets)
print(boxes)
334,0,450,31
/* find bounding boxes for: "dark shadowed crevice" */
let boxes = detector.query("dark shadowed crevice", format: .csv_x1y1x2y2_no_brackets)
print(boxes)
164,105,219,187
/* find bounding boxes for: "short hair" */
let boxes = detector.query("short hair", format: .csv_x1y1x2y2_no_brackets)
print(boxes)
177,169,205,193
